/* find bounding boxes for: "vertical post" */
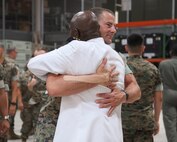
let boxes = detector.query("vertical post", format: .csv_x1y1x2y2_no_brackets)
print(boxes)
32,0,35,35
115,11,119,24
2,0,5,45
121,0,131,36
126,10,129,35
33,0,43,48
40,0,44,46
92,0,95,7
64,0,67,13
172,0,175,32
81,0,84,11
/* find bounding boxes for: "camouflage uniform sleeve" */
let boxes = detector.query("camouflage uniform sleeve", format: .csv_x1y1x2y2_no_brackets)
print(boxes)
11,64,19,81
33,77,46,91
155,83,163,91
154,67,163,91
0,80,5,89
125,64,133,74
119,52,133,74
0,65,5,89
31,77,47,103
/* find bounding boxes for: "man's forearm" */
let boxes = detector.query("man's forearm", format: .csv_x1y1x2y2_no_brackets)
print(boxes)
47,74,97,97
154,91,162,122
63,73,109,84
11,81,18,103
124,74,141,103
0,89,9,117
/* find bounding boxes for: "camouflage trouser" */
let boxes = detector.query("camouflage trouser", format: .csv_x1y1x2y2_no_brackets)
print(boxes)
20,103,42,139
123,129,154,142
34,97,61,142
8,96,17,130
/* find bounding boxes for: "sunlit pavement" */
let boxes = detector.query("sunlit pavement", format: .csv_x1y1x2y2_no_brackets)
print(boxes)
8,110,167,142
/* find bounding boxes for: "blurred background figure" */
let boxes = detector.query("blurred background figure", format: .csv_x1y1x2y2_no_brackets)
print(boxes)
6,47,24,113
20,48,47,142
0,44,20,140
0,63,10,142
159,44,177,142
6,47,18,62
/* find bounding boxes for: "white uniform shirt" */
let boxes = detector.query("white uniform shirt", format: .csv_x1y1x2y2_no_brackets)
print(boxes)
28,37,125,142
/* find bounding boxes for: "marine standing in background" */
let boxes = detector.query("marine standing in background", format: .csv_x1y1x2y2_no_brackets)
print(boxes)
122,33,163,142
20,48,47,142
0,44,20,140
6,47,23,111
20,69,35,142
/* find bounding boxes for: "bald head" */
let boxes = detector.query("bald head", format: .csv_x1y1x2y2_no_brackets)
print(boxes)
70,10,100,41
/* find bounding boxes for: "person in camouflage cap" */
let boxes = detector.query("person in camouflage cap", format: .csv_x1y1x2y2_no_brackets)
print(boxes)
122,33,163,142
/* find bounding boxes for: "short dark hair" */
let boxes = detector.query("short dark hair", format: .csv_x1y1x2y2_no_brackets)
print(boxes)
127,33,144,53
170,44,177,57
70,10,100,41
127,33,143,47
90,7,114,20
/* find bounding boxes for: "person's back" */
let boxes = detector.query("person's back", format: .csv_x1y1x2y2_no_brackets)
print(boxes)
159,58,177,91
52,38,125,142
159,44,177,142
122,33,162,142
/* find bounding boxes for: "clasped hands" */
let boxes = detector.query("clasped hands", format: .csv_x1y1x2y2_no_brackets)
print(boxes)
96,58,125,117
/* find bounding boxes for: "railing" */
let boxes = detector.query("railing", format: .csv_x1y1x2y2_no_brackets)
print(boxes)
114,19,177,63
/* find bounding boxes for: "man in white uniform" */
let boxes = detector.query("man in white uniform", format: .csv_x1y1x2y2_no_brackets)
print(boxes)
28,11,125,142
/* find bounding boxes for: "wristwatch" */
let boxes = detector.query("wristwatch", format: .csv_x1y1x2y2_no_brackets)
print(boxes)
121,90,129,101
3,115,9,121
10,101,17,106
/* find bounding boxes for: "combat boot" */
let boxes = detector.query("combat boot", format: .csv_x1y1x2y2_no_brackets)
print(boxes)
21,136,27,142
7,128,21,140
21,133,28,142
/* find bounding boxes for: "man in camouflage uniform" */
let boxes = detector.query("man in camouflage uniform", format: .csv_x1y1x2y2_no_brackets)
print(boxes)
122,33,163,142
19,69,34,142
21,48,48,142
0,63,10,142
34,94,61,142
6,47,23,111
21,75,46,142
0,44,20,140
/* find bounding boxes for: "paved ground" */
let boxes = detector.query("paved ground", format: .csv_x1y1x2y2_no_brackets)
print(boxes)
8,110,167,142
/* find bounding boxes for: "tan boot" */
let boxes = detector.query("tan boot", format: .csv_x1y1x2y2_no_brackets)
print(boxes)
7,128,21,140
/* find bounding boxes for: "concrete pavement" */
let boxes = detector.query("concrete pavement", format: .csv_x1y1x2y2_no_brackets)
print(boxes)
8,110,167,142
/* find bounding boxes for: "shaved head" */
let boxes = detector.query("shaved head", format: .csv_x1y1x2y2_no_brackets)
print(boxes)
70,10,100,41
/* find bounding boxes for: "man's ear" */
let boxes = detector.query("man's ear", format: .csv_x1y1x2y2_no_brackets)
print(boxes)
72,28,79,38
141,45,146,53
125,45,128,52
